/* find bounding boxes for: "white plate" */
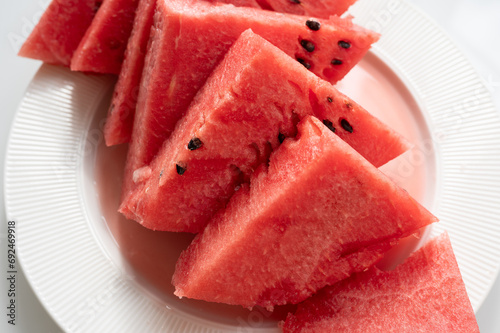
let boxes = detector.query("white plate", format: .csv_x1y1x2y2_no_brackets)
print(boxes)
5,0,500,331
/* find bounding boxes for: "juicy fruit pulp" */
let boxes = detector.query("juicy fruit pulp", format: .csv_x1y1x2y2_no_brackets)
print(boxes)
71,0,140,74
104,0,157,146
283,233,479,333
18,0,100,66
172,116,437,309
119,30,410,233
121,0,379,200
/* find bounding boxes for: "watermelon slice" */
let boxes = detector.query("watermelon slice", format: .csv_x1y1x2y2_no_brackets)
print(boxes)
18,0,101,66
282,233,479,332
172,116,437,308
212,0,357,18
103,0,357,146
123,0,379,197
119,30,410,232
104,0,156,146
70,0,140,74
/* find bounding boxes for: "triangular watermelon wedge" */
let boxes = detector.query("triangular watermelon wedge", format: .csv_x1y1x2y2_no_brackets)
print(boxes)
104,0,156,146
70,0,140,74
283,233,479,332
104,0,357,146
172,116,437,309
119,29,410,233
123,0,379,197
18,0,101,66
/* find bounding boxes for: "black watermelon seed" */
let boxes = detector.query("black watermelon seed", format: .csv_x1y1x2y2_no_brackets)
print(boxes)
327,97,333,103
306,20,321,31
296,58,311,69
340,118,353,133
159,169,164,178
289,0,301,3
188,137,203,150
176,164,186,175
338,40,351,49
278,133,286,143
300,40,315,52
331,59,343,65
323,119,336,133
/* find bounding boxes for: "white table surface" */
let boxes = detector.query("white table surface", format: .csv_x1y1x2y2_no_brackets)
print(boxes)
1,0,499,332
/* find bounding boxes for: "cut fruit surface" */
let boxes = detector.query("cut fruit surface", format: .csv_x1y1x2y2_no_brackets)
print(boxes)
172,116,437,309
104,0,156,146
283,233,479,333
18,0,100,66
120,30,409,232
70,0,140,74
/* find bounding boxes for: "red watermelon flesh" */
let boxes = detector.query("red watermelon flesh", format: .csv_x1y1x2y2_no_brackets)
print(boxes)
122,0,379,197
283,233,479,333
172,116,437,308
70,0,140,74
104,0,357,146
119,30,410,232
212,0,357,18
104,0,156,146
18,0,101,66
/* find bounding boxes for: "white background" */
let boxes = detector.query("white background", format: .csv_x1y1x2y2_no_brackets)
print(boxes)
1,0,499,332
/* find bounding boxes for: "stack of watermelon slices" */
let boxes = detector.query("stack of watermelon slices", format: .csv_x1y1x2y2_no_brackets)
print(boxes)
19,0,479,330
105,0,361,145
19,0,140,72
19,0,358,70
20,0,369,146
118,0,381,201
119,29,409,232
172,113,436,308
